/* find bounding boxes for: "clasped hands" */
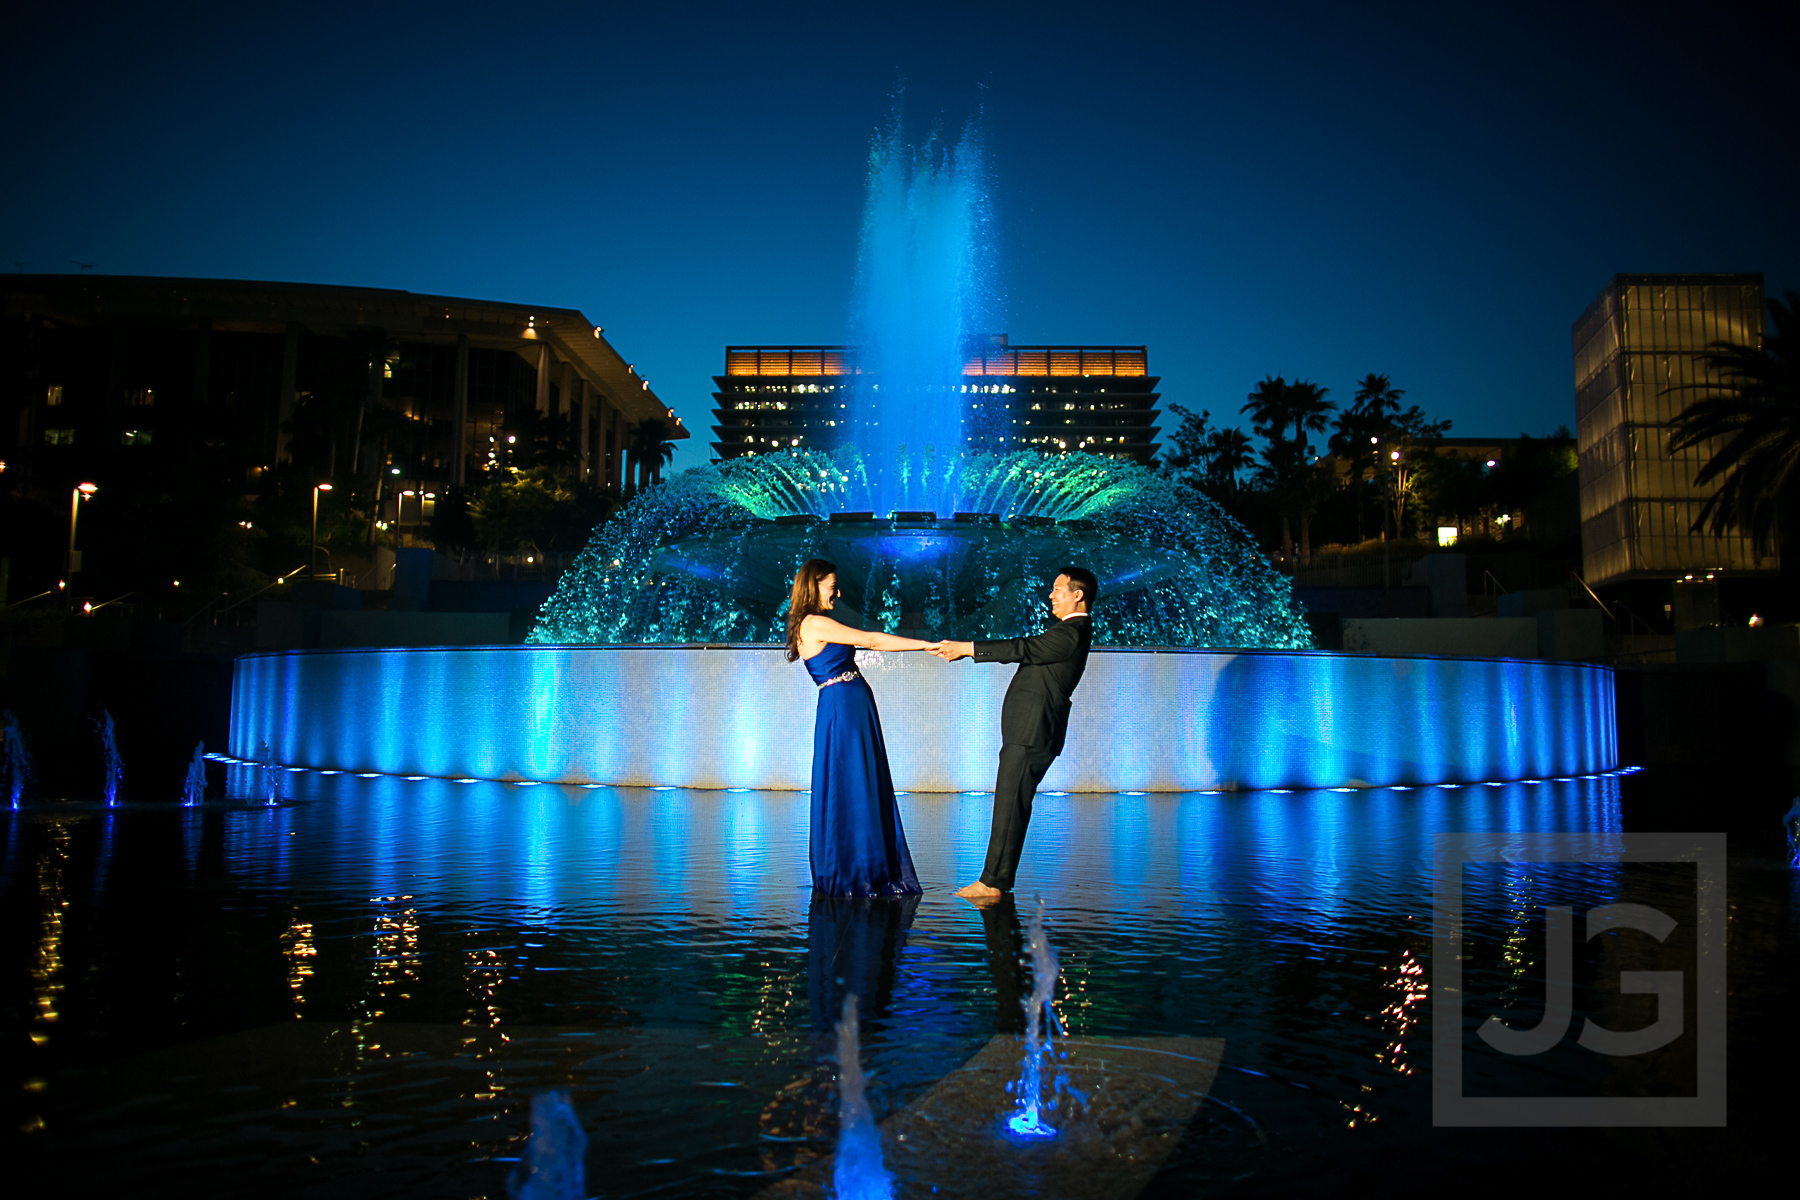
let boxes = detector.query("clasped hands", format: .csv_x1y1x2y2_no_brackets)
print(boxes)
929,640,974,662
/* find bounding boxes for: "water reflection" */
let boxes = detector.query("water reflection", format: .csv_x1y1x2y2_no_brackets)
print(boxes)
4,774,1785,1198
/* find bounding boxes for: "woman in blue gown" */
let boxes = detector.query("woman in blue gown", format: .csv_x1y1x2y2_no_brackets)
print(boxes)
786,559,936,897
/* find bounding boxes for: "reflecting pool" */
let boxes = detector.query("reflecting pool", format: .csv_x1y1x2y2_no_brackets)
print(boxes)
5,776,1793,1196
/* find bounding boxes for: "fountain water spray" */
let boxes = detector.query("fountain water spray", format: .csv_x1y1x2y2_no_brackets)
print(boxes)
183,742,207,807
257,740,282,806
2,709,27,810
95,709,123,807
852,109,996,517
1784,797,1800,868
833,992,895,1200
529,447,1311,650
1008,898,1078,1138
506,1088,587,1200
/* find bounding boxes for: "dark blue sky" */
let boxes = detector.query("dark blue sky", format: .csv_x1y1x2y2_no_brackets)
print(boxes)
7,1,1794,474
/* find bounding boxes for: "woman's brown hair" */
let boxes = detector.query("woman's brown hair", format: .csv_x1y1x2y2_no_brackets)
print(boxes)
784,559,839,661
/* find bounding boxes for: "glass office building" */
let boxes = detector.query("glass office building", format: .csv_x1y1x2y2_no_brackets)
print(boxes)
710,339,1161,464
1573,273,1774,586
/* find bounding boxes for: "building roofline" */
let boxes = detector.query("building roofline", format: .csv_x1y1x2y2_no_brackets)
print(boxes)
2,273,686,437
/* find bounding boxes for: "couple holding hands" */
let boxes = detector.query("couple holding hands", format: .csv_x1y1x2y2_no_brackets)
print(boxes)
783,558,1095,901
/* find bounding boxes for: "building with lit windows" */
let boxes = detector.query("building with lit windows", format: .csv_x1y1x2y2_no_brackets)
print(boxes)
710,338,1161,464
1,275,685,507
1572,273,1774,587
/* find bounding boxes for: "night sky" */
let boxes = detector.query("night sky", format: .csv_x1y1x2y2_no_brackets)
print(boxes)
6,1,1795,474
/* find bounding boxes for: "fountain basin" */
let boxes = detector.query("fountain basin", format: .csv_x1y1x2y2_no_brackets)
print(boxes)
229,645,1615,791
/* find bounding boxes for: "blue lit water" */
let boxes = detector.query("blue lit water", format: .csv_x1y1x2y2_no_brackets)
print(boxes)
850,114,995,516
529,448,1311,648
6,776,1794,1197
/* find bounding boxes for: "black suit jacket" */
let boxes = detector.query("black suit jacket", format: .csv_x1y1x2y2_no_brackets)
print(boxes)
973,615,1092,754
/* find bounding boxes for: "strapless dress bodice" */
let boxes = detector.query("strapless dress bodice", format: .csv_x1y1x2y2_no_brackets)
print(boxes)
803,641,857,684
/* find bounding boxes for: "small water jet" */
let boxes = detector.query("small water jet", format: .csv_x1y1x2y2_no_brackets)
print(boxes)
2,709,27,810
95,709,123,807
506,1088,588,1200
256,740,282,806
832,993,895,1200
183,742,207,807
1007,898,1078,1139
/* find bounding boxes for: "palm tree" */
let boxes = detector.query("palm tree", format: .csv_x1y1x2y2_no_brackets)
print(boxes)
1667,290,1800,553
1203,426,1255,503
1330,374,1406,542
1284,379,1334,451
627,418,679,497
1284,380,1333,562
1241,375,1293,445
1242,377,1298,557
1241,376,1334,562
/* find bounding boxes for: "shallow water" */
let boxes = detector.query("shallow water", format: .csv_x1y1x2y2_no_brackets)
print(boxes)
5,776,1794,1196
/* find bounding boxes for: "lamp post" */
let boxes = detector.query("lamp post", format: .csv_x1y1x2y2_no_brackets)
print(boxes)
311,483,332,579
67,482,97,586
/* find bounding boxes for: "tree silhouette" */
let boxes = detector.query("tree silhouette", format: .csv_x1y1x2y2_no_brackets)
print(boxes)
1330,374,1406,542
1242,376,1335,561
627,418,679,496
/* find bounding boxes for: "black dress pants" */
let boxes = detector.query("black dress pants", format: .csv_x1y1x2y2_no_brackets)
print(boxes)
978,742,1058,890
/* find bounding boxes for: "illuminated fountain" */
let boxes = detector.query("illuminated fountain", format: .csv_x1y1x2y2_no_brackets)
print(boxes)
225,115,1618,792
182,742,207,807
528,446,1310,648
508,1089,588,1200
532,113,1307,650
831,994,895,1200
1007,900,1078,1139
850,115,993,517
2,710,26,810
95,710,123,807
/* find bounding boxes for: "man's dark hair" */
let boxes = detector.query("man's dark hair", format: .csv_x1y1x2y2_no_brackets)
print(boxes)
1059,566,1099,608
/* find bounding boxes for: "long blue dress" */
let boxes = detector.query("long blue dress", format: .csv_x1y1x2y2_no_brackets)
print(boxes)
803,642,922,897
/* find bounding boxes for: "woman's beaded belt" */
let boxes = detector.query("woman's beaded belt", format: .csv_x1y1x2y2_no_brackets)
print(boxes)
817,669,861,689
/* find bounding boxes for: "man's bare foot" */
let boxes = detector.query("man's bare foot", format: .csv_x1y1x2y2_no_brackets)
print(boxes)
955,880,1005,900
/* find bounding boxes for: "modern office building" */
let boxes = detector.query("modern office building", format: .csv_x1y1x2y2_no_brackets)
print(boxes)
1,275,685,505
1572,273,1774,587
710,338,1161,464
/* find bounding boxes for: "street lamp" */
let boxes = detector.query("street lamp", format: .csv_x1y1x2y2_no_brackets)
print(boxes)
67,482,97,581
311,483,333,579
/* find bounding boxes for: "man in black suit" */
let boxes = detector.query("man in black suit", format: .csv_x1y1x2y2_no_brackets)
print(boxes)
931,566,1096,899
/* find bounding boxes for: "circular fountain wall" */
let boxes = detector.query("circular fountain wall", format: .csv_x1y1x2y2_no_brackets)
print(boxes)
229,644,1615,791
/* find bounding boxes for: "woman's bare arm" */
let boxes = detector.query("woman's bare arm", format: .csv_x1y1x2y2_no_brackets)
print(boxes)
801,614,936,653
